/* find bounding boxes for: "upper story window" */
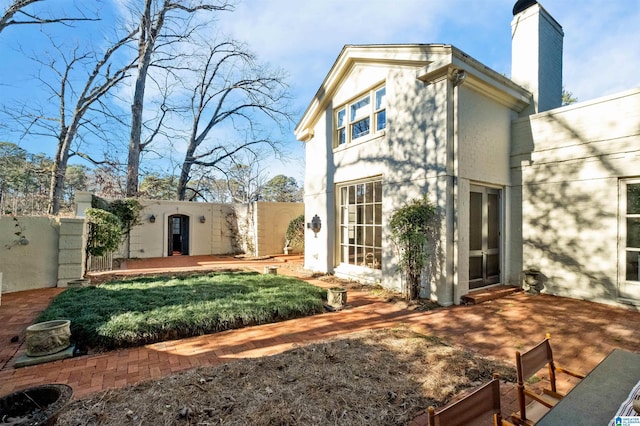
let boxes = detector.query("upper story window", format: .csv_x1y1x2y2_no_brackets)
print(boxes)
335,85,386,147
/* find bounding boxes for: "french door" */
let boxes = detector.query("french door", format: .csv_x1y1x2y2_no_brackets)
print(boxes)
469,186,501,289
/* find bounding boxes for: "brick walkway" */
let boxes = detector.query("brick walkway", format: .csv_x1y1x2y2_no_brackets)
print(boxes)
1,255,640,424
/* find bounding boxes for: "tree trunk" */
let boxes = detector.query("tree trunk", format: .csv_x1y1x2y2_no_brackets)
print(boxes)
126,0,155,197
177,148,196,200
125,58,150,197
47,130,71,215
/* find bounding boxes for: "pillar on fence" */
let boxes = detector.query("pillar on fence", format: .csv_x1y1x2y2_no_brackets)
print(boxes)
57,218,86,287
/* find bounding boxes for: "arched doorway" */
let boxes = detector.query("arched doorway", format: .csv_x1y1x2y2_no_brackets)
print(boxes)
168,214,189,256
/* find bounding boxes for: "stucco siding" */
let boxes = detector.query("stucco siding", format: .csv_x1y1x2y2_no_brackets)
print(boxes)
512,88,640,304
458,85,513,184
129,201,233,258
254,202,304,256
0,216,60,292
303,60,454,301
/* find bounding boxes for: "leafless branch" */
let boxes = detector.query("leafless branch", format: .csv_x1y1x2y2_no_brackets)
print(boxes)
0,0,99,34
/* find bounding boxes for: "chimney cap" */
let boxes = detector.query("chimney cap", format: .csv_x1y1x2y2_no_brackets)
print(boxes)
513,0,538,15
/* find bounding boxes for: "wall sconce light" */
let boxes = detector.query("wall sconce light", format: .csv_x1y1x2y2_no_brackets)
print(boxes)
307,214,321,237
200,215,206,223
149,214,156,223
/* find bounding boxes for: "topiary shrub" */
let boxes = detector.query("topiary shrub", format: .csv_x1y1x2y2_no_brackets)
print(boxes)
389,197,437,300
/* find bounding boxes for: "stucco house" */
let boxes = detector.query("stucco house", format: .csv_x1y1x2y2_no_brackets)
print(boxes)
295,1,640,307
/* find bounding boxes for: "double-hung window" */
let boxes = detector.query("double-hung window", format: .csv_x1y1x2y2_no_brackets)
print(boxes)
338,179,382,269
335,85,386,146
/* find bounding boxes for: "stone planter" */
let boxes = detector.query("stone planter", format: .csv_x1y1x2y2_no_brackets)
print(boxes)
327,287,347,308
0,384,72,426
26,320,71,357
264,266,278,275
523,269,544,294
67,279,90,288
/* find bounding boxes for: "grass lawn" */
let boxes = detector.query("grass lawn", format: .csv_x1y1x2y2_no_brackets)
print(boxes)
37,272,326,350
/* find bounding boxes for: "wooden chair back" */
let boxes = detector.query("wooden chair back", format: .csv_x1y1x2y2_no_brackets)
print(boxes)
428,375,503,426
516,337,558,393
513,334,585,424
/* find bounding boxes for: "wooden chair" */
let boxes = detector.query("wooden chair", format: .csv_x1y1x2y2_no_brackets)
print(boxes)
511,333,585,425
427,374,516,426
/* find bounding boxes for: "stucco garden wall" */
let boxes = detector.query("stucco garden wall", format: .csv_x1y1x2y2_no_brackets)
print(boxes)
253,202,304,256
511,88,640,305
0,216,85,293
128,200,236,258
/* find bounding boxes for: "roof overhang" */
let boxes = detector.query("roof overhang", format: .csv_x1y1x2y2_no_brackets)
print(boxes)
294,44,532,142
294,44,437,142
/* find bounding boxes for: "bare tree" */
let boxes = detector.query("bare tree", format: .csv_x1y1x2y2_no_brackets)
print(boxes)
176,39,293,200
4,32,137,214
125,0,233,197
0,0,97,34
223,154,268,203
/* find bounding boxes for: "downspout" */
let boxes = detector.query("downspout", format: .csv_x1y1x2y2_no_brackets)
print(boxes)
449,68,465,305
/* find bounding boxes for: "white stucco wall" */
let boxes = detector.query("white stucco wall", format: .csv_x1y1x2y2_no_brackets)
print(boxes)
511,88,640,305
253,202,304,256
303,60,455,302
455,85,518,300
0,216,61,292
301,47,531,306
128,200,236,258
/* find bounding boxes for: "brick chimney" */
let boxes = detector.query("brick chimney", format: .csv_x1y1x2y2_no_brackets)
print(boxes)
511,1,563,113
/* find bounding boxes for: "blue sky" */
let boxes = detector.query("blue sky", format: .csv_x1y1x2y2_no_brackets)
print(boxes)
1,0,639,183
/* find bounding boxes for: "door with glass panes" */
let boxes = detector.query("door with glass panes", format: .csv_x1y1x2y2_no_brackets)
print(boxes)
620,179,640,299
469,186,501,289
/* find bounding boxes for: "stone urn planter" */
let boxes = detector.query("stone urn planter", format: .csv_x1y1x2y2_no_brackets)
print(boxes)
263,266,278,275
327,287,348,309
26,320,71,357
0,384,72,426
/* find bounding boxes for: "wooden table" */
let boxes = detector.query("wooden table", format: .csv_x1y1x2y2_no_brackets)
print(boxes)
537,349,640,425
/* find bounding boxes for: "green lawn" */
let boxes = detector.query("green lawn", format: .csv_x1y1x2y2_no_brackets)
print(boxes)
37,272,326,350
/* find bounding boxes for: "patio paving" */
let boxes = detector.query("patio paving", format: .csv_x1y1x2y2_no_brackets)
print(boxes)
1,254,639,424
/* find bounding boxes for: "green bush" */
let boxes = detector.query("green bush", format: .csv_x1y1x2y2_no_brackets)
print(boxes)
108,198,142,236
85,208,122,257
390,197,437,300
285,214,305,249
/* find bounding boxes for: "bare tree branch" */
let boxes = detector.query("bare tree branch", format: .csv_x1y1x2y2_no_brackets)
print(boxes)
125,0,234,197
175,37,293,200
0,0,98,34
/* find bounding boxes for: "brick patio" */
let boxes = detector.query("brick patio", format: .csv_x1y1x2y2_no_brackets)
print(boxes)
1,255,639,424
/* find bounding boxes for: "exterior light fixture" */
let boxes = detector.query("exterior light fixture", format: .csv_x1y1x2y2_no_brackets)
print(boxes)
308,214,321,237
149,214,156,223
200,215,206,223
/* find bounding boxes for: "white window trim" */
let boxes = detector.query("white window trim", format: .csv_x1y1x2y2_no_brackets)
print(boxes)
619,178,640,301
335,177,383,271
334,84,386,148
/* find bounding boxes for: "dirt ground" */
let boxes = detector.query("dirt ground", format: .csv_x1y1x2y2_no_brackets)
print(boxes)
56,327,515,426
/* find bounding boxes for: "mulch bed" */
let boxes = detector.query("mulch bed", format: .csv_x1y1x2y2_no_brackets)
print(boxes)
56,327,515,426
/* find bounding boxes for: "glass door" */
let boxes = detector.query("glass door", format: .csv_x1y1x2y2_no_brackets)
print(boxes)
469,186,501,289
620,179,640,299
